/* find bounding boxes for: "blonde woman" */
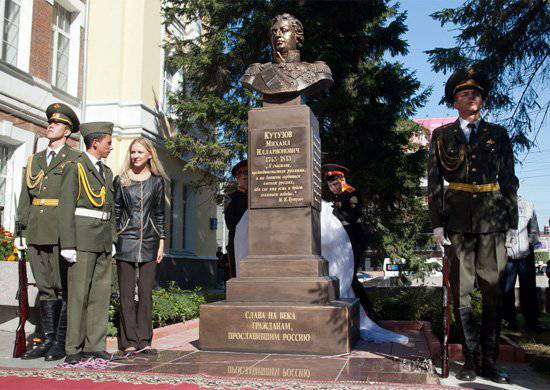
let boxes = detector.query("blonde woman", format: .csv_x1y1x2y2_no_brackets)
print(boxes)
114,138,167,353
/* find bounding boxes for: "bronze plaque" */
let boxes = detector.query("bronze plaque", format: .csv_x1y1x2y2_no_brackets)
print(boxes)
249,125,321,210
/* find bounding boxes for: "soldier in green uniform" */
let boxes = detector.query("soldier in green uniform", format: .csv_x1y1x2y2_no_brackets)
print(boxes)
58,122,116,364
17,103,81,361
428,68,518,383
223,160,248,279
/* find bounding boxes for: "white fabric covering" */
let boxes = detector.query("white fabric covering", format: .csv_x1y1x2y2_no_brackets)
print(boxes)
234,201,409,344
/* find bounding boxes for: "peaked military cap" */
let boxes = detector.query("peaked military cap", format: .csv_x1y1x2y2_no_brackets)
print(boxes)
46,102,80,132
322,164,349,180
79,122,114,138
445,67,490,104
231,159,248,176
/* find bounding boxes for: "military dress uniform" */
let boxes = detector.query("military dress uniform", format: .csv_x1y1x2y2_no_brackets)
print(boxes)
58,122,116,361
428,69,518,383
224,160,248,279
324,165,372,315
17,103,80,360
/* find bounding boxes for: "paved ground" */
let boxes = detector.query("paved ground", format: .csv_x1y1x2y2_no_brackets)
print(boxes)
2,322,550,389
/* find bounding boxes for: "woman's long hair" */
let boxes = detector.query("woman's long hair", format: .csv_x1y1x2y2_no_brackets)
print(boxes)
120,137,168,186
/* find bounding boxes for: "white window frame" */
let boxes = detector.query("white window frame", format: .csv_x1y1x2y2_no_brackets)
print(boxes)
0,143,13,209
51,1,71,91
0,0,21,66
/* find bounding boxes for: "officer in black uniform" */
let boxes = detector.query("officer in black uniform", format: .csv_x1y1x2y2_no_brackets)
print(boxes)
324,164,372,315
223,160,248,279
428,68,518,383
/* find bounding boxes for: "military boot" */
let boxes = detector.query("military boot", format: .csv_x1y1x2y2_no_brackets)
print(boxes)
45,300,67,361
456,307,479,381
481,305,510,384
21,300,58,359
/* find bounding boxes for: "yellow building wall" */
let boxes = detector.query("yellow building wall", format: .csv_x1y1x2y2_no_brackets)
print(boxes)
86,0,218,259
85,0,161,106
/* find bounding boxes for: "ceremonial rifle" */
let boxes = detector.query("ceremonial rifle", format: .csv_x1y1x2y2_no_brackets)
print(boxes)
13,219,29,358
441,241,450,378
12,135,43,358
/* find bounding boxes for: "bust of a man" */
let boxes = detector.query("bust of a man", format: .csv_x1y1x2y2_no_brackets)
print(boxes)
241,13,333,97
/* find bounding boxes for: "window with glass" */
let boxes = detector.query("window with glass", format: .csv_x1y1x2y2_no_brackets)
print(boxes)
162,58,178,113
51,2,71,91
181,184,188,248
0,0,20,66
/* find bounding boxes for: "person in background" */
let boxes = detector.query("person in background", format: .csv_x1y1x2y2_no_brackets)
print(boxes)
223,160,248,279
502,196,545,331
323,164,372,315
114,138,167,354
16,103,81,361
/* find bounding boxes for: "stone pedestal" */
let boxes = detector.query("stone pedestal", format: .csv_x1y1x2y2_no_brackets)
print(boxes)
199,102,359,355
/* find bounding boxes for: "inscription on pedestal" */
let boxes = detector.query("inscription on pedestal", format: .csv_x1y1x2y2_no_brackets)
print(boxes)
227,310,312,344
250,126,321,210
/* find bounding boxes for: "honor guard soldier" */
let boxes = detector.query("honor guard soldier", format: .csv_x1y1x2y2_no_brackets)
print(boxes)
223,160,248,279
17,103,81,361
58,122,116,364
323,164,372,315
428,68,518,383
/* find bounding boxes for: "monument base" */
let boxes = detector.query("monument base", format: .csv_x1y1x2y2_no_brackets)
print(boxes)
199,299,360,355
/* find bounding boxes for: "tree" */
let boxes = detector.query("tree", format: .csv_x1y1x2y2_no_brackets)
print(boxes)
163,0,429,262
427,0,549,150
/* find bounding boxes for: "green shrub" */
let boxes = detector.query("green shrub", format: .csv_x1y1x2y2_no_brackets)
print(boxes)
535,251,549,263
107,281,206,336
365,286,482,342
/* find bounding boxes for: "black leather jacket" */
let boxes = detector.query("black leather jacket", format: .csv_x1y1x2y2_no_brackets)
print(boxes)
114,174,166,262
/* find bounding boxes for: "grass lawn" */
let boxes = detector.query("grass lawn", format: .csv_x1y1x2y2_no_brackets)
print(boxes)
502,312,550,377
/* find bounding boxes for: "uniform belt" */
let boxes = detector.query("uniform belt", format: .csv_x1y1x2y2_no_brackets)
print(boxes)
32,198,59,206
75,207,111,221
448,182,500,193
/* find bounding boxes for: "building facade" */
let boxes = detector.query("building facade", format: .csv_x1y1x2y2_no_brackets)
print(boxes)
0,0,219,264
0,0,86,231
84,0,218,262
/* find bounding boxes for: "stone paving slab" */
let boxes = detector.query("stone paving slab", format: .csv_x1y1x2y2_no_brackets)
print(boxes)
2,321,550,388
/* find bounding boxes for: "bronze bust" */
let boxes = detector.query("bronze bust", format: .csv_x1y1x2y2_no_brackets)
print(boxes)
241,14,333,97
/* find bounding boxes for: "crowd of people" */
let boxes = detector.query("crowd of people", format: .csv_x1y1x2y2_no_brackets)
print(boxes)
16,103,167,364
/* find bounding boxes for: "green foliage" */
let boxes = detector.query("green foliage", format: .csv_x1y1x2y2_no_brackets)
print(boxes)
366,287,482,341
107,293,120,337
163,0,429,261
107,282,206,336
535,251,549,263
427,0,549,150
152,282,206,328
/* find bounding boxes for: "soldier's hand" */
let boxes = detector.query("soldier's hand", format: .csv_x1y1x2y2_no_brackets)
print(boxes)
433,227,450,249
505,229,518,248
14,237,27,250
61,249,77,263
111,244,117,256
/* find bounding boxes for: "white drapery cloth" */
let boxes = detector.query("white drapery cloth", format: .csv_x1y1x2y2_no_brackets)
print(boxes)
234,201,409,344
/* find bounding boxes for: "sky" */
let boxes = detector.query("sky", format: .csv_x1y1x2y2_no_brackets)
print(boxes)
397,0,550,230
